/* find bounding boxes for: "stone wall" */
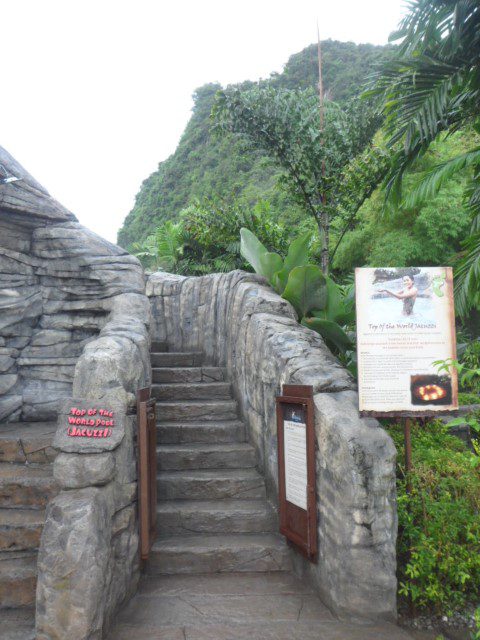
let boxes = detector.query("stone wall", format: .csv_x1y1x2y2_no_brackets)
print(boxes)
0,147,151,638
147,270,398,622
0,217,147,423
31,245,150,638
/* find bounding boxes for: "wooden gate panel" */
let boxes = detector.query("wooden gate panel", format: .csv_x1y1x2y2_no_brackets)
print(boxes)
137,388,157,561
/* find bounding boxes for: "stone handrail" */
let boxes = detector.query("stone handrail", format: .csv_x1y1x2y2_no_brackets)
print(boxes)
147,269,398,622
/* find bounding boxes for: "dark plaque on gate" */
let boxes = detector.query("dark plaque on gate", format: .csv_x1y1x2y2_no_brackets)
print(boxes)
276,384,317,562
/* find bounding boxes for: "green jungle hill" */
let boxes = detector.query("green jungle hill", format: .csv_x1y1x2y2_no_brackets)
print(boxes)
117,40,393,249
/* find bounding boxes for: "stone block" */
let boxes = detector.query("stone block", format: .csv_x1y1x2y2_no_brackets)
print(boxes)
113,481,137,511
36,487,112,639
113,416,136,484
0,395,22,421
73,334,148,401
112,504,136,537
54,452,115,489
0,373,18,395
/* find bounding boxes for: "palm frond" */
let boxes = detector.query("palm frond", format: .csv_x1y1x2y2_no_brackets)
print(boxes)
405,147,480,207
455,230,480,315
368,0,480,208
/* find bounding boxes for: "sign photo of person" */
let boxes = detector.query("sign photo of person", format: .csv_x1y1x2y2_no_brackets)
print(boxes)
355,267,458,416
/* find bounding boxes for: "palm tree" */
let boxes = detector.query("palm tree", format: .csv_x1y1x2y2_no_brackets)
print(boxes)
369,0,480,315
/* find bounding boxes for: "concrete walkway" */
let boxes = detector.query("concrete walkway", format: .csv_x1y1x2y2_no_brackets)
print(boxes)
107,572,415,640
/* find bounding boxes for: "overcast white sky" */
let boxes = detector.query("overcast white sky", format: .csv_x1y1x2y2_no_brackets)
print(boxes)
1,0,406,243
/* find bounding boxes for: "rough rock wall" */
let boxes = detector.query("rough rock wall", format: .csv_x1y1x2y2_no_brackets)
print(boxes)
147,270,398,622
0,146,151,638
32,237,151,639
36,406,146,639
0,217,146,423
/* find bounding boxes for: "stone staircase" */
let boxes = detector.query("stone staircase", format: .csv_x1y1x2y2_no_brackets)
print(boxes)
0,421,58,610
149,343,291,576
107,344,416,639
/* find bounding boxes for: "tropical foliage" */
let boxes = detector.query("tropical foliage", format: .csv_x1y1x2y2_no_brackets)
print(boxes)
333,131,474,273
133,199,288,275
118,40,393,249
239,228,354,356
131,221,186,273
369,0,480,315
213,86,387,273
388,419,480,612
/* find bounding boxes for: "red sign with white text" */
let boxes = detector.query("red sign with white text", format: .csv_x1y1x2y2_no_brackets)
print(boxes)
66,406,115,438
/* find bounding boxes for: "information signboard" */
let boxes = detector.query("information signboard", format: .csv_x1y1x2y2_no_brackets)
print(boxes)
355,267,458,417
54,398,125,453
276,384,317,562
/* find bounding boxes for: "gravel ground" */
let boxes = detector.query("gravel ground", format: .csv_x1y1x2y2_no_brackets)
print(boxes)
399,603,479,639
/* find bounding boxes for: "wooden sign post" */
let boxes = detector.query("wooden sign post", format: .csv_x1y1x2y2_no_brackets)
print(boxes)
403,417,413,494
276,384,317,562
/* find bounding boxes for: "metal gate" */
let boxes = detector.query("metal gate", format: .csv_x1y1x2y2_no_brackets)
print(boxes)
137,388,157,561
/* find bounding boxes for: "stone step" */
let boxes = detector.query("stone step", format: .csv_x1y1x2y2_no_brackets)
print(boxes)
157,469,266,501
0,508,45,552
0,422,57,464
0,553,37,608
150,341,168,352
151,352,203,367
156,500,276,535
1,607,36,640
0,463,53,479
0,465,58,509
157,443,256,471
152,367,226,384
152,382,232,401
157,421,246,445
147,533,291,575
156,400,238,423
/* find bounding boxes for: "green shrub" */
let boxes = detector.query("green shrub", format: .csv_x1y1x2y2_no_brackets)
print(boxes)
458,392,480,406
461,341,480,394
239,228,355,356
387,420,480,613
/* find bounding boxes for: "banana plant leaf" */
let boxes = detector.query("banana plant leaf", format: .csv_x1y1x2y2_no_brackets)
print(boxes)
272,232,311,294
240,228,275,277
259,252,284,284
311,277,355,325
301,316,353,352
282,265,327,317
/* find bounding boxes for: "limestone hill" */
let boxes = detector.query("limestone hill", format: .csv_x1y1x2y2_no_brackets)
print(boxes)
117,40,392,249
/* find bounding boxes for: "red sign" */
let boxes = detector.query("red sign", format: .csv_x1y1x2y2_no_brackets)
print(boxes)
66,406,115,438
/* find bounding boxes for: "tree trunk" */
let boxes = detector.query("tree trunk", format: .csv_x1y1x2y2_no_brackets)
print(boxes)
314,209,329,276
320,214,329,276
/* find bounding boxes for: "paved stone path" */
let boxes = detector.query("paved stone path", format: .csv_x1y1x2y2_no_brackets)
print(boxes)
107,572,415,640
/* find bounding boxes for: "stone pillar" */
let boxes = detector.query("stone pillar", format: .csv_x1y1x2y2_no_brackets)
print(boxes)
36,400,139,640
